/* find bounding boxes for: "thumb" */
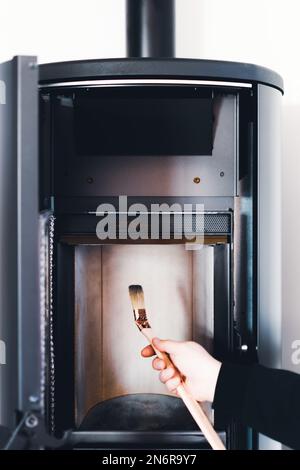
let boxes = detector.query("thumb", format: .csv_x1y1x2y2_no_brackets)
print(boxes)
152,338,182,355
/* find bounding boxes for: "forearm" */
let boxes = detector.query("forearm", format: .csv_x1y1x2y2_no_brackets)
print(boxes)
213,363,300,449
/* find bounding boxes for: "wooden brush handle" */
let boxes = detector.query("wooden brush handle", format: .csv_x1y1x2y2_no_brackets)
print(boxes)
141,328,226,451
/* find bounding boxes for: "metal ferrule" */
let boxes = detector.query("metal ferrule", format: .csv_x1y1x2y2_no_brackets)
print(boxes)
133,309,151,330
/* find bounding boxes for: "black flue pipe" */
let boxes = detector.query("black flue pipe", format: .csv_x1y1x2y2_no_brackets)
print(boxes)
126,0,175,58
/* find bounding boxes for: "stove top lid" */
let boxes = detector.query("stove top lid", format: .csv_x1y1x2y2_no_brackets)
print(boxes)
39,58,283,93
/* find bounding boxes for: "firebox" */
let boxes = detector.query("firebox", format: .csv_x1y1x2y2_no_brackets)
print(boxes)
0,0,283,451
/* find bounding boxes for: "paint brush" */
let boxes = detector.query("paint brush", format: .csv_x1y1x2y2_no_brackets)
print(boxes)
128,284,225,451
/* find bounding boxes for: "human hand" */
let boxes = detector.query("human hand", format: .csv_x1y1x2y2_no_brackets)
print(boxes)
141,338,222,403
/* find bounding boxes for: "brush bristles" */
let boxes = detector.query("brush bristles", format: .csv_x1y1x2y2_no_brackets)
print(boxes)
128,285,145,310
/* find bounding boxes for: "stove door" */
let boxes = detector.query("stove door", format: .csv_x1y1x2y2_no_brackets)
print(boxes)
0,56,40,434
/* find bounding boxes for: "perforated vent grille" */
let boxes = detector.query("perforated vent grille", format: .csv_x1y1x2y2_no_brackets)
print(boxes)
172,212,231,235
96,211,232,240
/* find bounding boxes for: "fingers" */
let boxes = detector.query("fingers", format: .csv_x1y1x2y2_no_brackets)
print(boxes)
159,366,181,392
142,338,182,357
141,339,181,393
159,366,176,383
152,357,166,370
141,344,169,371
165,375,181,393
152,337,182,355
141,345,169,371
141,345,155,357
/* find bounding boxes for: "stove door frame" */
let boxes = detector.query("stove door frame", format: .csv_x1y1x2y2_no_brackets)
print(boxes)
0,56,41,436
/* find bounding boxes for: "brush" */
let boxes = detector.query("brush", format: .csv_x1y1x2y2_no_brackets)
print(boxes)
128,284,226,451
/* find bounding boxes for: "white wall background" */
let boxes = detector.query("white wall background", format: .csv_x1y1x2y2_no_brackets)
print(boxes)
0,0,299,373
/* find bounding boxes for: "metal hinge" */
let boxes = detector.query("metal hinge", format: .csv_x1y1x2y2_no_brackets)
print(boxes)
2,412,70,450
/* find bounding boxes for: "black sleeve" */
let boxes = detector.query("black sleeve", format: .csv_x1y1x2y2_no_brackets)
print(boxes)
213,363,300,449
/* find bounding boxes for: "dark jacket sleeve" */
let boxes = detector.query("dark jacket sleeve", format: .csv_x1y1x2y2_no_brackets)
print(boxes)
213,363,300,449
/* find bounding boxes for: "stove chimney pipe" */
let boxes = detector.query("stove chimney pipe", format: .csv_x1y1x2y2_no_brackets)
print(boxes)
126,0,175,58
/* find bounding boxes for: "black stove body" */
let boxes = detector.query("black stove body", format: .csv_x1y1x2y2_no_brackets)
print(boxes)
0,0,283,451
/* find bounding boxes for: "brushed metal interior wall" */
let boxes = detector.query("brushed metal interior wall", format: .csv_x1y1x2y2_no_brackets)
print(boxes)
53,92,237,198
74,244,214,425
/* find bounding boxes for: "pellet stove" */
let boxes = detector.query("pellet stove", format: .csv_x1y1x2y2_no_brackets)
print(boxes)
0,0,283,450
